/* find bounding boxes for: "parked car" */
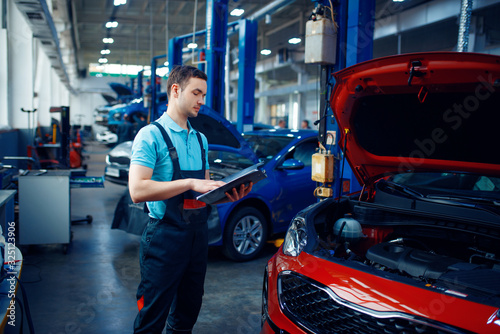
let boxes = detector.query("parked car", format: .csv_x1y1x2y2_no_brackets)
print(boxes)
106,97,149,134
107,107,321,261
96,130,118,145
94,82,139,129
261,52,500,333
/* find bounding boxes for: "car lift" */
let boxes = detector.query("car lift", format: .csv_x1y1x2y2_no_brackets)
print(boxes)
308,0,375,199
149,0,375,199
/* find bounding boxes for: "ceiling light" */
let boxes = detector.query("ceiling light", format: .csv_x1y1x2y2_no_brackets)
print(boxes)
393,0,404,2
230,8,244,16
260,49,271,56
101,49,111,55
98,57,108,64
105,21,118,29
164,61,169,66
103,38,114,44
288,37,301,45
187,42,198,49
114,0,126,5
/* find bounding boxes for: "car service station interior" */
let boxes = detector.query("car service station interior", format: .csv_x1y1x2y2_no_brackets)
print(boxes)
1,0,500,333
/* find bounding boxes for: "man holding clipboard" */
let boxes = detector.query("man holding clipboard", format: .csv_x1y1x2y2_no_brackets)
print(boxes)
128,65,252,334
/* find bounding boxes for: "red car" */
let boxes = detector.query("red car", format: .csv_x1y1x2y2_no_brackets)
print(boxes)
262,52,500,334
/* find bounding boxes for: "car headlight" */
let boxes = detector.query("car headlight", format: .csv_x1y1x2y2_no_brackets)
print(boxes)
282,217,307,257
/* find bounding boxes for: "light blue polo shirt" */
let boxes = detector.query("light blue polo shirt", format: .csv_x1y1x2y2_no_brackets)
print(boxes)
130,112,209,219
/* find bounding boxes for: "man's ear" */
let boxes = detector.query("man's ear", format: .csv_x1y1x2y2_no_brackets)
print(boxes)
171,83,180,98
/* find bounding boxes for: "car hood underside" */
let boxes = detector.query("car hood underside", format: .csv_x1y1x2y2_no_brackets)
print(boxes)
330,51,500,185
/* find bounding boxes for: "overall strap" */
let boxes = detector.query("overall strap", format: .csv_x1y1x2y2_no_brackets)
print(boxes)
151,121,180,173
195,131,206,174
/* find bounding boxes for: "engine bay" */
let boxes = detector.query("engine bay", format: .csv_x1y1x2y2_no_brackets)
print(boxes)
311,192,500,302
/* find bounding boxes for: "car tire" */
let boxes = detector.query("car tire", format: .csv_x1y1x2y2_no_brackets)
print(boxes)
222,207,268,262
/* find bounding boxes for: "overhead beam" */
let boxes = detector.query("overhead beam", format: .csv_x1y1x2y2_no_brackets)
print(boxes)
374,0,498,40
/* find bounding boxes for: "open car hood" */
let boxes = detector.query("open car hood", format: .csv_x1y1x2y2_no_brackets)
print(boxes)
189,106,259,164
101,93,117,105
330,52,500,186
109,82,134,97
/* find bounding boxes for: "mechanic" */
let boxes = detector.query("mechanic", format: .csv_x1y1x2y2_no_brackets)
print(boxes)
116,113,135,144
128,65,252,334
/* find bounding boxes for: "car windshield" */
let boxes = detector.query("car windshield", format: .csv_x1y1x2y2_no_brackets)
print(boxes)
208,150,255,170
243,134,294,162
388,172,500,202
208,149,257,181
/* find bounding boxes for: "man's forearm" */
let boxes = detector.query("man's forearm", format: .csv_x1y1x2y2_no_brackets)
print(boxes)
129,178,194,203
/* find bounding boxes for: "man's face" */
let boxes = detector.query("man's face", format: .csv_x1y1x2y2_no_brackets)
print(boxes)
176,77,207,118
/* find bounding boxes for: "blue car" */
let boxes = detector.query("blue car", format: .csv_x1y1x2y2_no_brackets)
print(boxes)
106,94,167,134
108,106,320,261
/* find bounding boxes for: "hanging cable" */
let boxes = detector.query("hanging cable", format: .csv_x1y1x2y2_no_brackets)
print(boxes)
165,0,169,66
190,0,198,62
190,0,206,65
192,0,198,46
149,0,153,63
136,26,139,65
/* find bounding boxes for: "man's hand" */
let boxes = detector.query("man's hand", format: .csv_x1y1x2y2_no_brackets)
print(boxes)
192,179,226,194
225,182,253,202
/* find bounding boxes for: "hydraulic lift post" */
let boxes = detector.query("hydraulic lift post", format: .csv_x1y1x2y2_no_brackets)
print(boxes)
308,0,375,198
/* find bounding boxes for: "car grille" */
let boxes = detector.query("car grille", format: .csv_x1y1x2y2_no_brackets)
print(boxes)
278,271,469,334
108,156,130,165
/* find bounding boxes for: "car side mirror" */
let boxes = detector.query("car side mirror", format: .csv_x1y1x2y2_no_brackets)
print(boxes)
277,159,305,170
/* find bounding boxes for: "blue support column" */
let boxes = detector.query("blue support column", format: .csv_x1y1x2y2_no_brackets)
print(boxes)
205,0,229,115
236,19,258,133
168,37,183,72
150,57,158,121
345,0,375,67
336,0,375,195
151,54,167,121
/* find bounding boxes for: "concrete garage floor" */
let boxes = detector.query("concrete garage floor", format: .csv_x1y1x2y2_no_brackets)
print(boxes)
13,141,278,334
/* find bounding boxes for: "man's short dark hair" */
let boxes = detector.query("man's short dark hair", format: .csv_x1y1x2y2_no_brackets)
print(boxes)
166,65,207,99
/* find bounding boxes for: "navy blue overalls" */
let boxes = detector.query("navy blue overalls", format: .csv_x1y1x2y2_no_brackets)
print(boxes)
134,122,209,334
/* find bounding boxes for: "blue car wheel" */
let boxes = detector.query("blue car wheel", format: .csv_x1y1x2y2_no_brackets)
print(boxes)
222,207,268,261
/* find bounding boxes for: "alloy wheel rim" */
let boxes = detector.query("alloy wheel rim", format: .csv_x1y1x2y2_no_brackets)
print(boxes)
233,215,263,255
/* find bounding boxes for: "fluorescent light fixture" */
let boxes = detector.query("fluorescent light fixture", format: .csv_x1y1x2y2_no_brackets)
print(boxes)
230,8,244,16
98,57,108,64
100,49,111,55
260,49,271,56
114,0,126,5
288,37,301,44
393,0,404,2
156,67,169,77
103,38,114,44
105,21,118,28
187,42,198,49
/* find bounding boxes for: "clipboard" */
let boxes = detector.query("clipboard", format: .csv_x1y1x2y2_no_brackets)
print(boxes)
196,162,267,204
